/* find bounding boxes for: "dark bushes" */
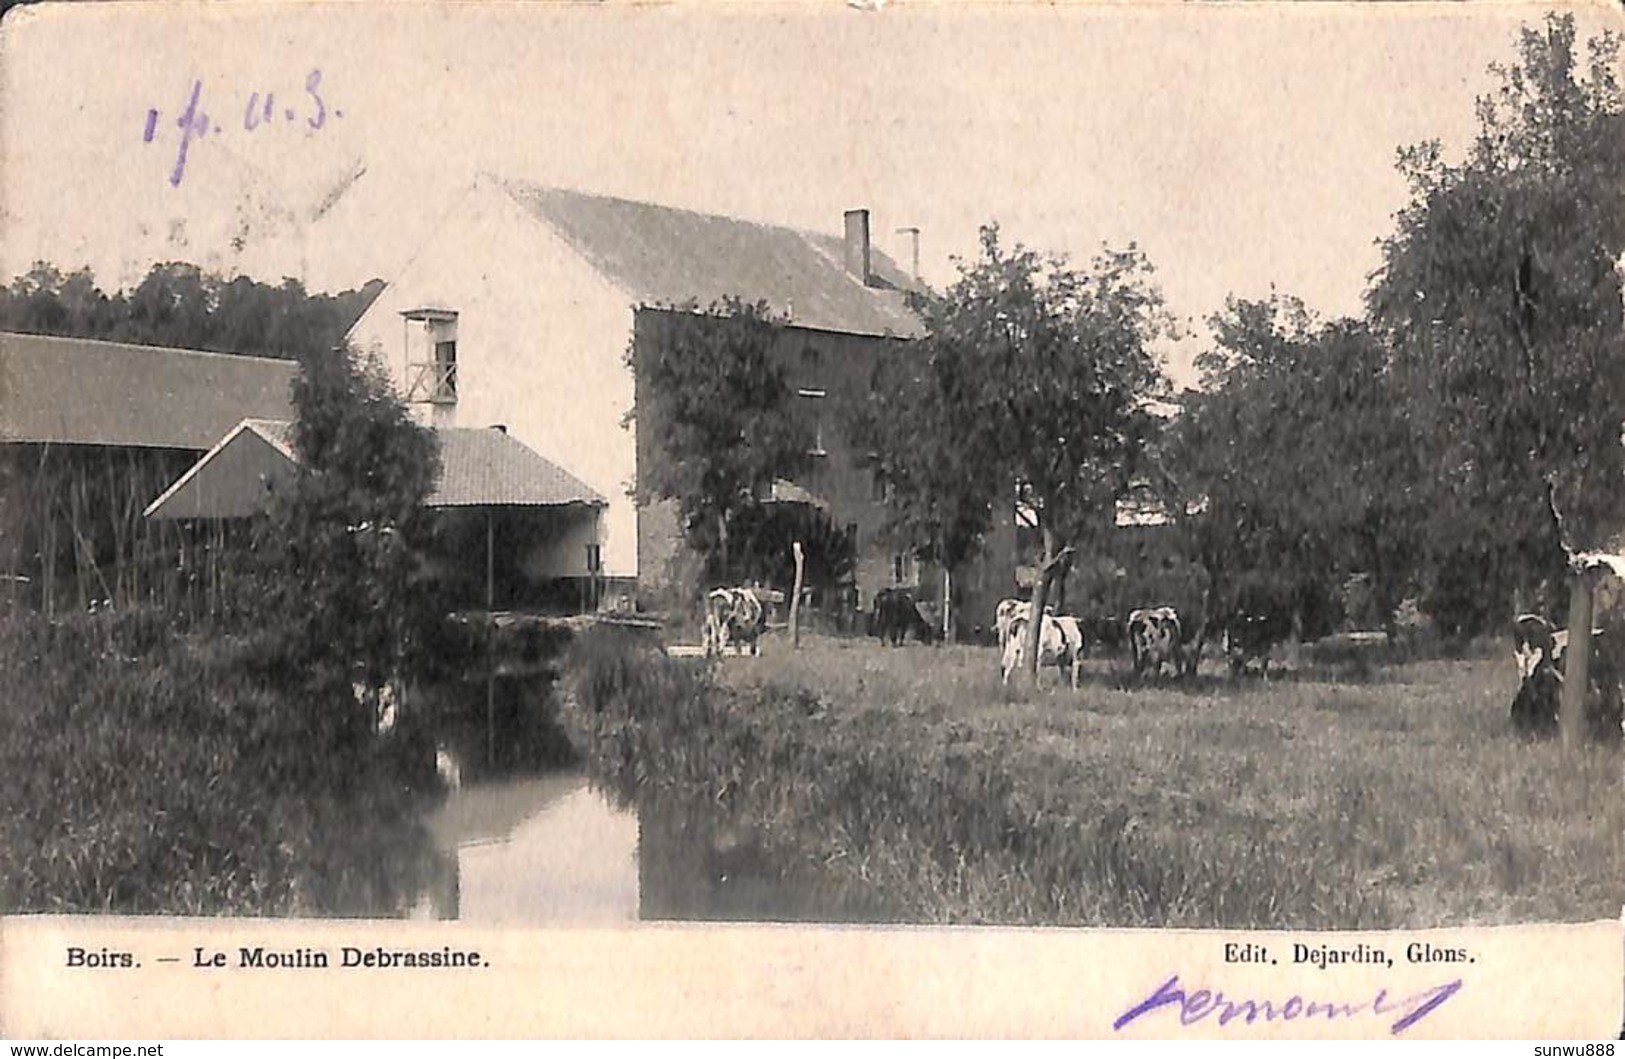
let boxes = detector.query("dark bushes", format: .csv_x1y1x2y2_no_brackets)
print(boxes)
0,608,434,915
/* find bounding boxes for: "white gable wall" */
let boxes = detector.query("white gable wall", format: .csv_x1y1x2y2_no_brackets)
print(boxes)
349,182,640,578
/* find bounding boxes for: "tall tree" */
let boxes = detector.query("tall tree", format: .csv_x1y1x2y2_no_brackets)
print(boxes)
849,344,1000,640
917,225,1169,678
248,345,442,775
627,298,813,587
1369,14,1625,621
1169,297,1426,639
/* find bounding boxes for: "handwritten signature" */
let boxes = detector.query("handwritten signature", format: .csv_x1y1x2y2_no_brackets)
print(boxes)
1113,972,1464,1036
141,70,344,188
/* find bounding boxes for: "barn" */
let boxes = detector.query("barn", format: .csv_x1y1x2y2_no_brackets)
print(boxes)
0,330,296,615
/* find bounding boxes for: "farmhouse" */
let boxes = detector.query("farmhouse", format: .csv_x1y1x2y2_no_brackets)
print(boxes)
0,330,297,613
347,176,1017,626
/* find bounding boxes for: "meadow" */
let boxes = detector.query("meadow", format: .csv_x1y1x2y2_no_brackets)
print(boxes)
564,629,1624,929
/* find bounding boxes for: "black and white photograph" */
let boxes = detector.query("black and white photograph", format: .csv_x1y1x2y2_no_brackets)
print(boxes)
0,0,1621,1039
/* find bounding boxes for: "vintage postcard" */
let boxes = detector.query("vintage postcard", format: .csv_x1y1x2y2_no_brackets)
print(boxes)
1,0,1622,1040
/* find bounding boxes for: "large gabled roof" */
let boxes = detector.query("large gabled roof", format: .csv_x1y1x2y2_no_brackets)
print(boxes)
145,419,606,520
0,331,296,450
494,179,926,339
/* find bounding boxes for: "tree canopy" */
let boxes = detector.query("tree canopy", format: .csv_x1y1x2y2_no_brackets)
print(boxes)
0,261,383,360
1368,13,1625,622
1169,296,1426,637
627,298,815,587
896,224,1171,672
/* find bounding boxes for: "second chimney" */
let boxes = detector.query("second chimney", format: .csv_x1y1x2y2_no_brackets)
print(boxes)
844,209,872,286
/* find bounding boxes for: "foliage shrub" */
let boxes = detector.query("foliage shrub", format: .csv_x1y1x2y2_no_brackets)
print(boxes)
0,608,434,914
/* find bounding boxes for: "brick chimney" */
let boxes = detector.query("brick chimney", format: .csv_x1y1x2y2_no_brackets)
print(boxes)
844,209,872,286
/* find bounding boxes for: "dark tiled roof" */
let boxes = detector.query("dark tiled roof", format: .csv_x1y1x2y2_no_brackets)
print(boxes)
246,420,604,507
428,426,605,508
0,332,296,450
496,180,926,338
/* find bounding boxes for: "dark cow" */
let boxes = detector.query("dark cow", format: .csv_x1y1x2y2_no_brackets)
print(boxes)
871,587,937,646
1082,614,1125,658
704,587,767,657
1222,609,1293,678
1127,607,1182,680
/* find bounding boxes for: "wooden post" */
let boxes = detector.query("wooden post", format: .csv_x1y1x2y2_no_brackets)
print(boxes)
942,565,953,644
1561,570,1593,750
790,541,805,650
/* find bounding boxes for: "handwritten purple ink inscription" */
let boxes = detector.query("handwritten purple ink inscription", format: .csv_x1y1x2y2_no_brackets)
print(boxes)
143,70,342,187
1113,973,1465,1036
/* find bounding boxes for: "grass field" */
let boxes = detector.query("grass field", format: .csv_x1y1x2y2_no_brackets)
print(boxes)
566,630,1624,929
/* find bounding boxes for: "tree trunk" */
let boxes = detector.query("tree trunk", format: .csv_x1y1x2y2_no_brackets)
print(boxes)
942,564,954,644
1021,528,1073,684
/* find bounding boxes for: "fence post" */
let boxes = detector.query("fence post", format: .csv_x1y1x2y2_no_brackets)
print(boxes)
790,541,805,650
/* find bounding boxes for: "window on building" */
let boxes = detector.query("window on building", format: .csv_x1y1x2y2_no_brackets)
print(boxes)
402,308,459,405
846,521,859,551
871,469,890,503
799,387,828,457
586,544,602,574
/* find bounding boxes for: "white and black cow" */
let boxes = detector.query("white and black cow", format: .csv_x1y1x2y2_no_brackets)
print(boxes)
995,597,1059,650
1000,612,1086,689
704,587,767,657
1511,614,1625,742
994,598,1028,651
1127,606,1183,680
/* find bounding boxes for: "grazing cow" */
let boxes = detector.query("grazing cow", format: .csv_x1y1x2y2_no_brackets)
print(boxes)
1512,613,1558,682
995,597,1058,650
1222,610,1293,678
1127,607,1183,680
995,598,1027,650
1507,615,1624,742
704,587,767,657
1084,614,1125,657
870,587,937,646
1000,612,1086,689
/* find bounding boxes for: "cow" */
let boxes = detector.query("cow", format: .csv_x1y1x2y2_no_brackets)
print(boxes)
1000,612,1085,689
1508,615,1624,743
995,598,1027,650
870,587,937,646
1083,614,1125,657
995,597,1057,650
704,587,767,657
1512,613,1558,682
1127,606,1182,680
1222,610,1293,678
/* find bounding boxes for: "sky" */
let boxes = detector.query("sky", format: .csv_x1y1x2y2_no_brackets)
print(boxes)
2,1,1621,385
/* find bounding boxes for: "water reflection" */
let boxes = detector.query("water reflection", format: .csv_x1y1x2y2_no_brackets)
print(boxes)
413,772,639,924
413,769,896,925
